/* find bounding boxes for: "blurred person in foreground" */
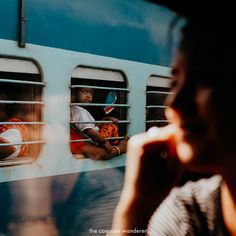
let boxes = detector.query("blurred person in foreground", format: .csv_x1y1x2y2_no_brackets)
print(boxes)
111,1,236,235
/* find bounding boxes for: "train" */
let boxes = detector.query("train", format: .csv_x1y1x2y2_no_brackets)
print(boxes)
0,0,180,235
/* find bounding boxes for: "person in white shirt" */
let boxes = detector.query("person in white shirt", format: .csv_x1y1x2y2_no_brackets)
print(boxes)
71,87,124,158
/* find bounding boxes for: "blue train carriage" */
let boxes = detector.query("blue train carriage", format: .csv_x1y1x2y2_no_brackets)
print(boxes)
0,0,177,235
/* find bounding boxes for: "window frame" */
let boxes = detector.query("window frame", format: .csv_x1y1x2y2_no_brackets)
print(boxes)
70,66,129,159
146,75,172,130
0,57,45,167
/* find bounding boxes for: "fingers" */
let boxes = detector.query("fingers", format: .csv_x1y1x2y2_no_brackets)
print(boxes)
147,124,178,141
123,125,182,199
123,134,129,141
112,126,183,232
127,125,177,164
117,139,127,155
111,117,119,124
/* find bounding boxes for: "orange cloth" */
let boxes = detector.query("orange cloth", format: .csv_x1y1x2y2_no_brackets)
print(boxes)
99,123,119,145
70,123,119,154
0,118,29,157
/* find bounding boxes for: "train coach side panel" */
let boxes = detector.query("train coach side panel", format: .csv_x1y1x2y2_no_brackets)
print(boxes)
0,0,176,66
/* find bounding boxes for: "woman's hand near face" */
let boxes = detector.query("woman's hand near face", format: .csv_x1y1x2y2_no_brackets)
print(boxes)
110,125,183,234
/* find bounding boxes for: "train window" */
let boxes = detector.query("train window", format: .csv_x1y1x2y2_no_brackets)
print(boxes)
146,75,171,130
0,57,44,166
70,66,129,159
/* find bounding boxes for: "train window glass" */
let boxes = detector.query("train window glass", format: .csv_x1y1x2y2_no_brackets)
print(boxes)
70,66,129,159
0,57,44,166
146,75,171,130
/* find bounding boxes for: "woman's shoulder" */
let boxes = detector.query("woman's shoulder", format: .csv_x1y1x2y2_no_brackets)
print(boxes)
174,175,222,201
166,175,222,214
148,175,222,235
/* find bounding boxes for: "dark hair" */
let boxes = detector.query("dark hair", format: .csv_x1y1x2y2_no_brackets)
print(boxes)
177,21,235,87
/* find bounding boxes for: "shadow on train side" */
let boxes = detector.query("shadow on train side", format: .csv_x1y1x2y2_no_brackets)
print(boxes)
0,167,125,236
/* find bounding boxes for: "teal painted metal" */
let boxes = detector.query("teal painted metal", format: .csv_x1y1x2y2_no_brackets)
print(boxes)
0,38,171,235
0,38,170,182
0,0,180,66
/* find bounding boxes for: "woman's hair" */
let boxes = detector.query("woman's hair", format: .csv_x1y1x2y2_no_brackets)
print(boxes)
178,21,235,87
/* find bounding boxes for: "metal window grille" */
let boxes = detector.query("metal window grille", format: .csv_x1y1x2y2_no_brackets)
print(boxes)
146,75,172,130
70,67,129,157
0,58,45,166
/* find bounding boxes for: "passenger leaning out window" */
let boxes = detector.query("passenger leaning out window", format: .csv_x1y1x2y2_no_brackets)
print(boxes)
71,86,122,156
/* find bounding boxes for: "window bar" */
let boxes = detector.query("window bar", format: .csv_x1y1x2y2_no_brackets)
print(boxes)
70,120,130,124
71,84,129,92
70,103,129,107
70,136,125,143
146,120,169,123
0,78,45,86
0,100,44,105
146,91,173,95
0,121,45,125
146,105,167,109
0,140,45,147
